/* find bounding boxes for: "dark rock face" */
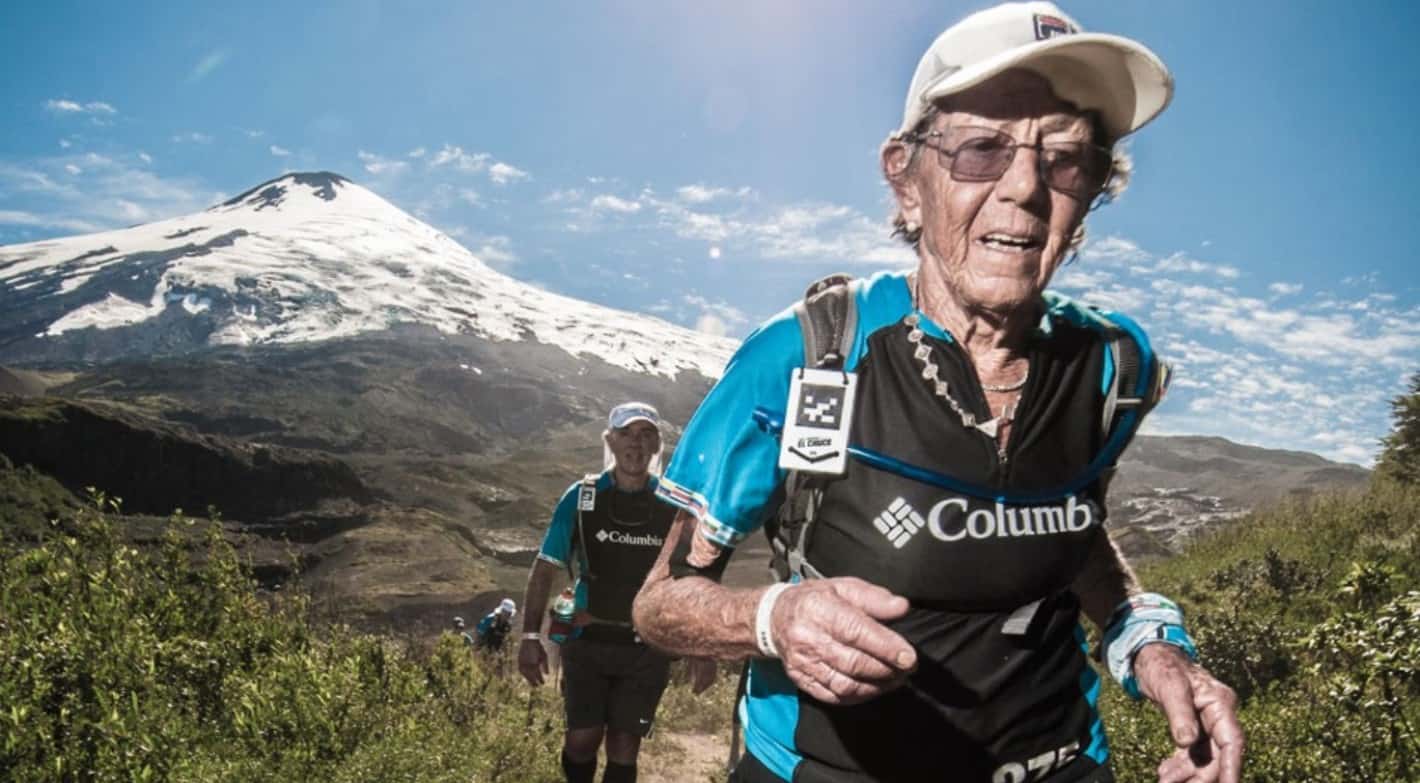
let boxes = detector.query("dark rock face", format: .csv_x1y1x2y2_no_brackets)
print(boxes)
0,397,371,522
0,230,251,365
217,171,349,209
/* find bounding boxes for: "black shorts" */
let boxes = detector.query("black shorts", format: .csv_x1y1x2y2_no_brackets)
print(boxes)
561,633,671,737
728,750,1116,783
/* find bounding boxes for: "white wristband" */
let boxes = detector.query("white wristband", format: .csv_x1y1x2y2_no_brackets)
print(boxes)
521,632,542,641
755,583,794,658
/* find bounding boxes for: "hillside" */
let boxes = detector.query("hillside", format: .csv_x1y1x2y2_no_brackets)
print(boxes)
3,458,1411,782
1102,479,1420,781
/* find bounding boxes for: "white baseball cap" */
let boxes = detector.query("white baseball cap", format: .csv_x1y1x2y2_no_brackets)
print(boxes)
896,1,1173,140
498,598,517,616
608,402,661,431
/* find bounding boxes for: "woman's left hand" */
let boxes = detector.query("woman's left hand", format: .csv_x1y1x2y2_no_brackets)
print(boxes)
1134,644,1244,783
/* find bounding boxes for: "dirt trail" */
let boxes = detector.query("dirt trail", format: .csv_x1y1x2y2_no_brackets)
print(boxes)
640,729,732,783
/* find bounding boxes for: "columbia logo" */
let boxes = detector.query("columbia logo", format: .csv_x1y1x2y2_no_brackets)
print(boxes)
595,529,609,543
874,497,924,548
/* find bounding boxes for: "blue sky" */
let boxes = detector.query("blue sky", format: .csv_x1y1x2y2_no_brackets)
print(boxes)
2,0,1417,465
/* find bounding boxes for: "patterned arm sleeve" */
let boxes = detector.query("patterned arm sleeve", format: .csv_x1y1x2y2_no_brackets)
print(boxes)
656,309,804,548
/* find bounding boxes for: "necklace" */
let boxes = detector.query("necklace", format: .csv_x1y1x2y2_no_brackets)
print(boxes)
606,489,651,528
904,312,1018,439
981,369,1029,393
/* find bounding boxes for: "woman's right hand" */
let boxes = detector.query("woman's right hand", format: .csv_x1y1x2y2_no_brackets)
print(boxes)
770,577,917,705
518,638,549,686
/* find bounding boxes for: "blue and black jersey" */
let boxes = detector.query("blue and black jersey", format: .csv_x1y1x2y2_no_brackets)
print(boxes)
538,472,677,625
474,612,512,650
657,271,1159,782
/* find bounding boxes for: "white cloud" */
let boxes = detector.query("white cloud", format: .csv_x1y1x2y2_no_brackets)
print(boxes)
544,188,584,204
469,235,517,267
488,161,529,185
186,49,230,84
138,152,152,164
269,145,291,157
589,194,642,213
1079,235,1149,266
357,150,408,176
0,209,104,233
677,184,754,204
64,164,81,175
0,155,215,236
684,295,750,336
425,144,528,184
695,314,729,336
457,188,481,206
552,185,909,265
747,203,912,265
243,129,265,139
408,147,427,158
171,132,213,144
1149,251,1241,280
429,144,490,172
1268,282,1303,296
45,99,117,116
58,139,72,149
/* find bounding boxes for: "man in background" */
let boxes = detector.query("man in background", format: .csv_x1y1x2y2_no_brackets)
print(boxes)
518,402,714,783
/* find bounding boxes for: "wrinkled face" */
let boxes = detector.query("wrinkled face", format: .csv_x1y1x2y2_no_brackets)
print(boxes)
606,421,660,477
888,69,1097,314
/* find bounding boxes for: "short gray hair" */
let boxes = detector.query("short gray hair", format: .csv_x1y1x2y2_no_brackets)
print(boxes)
884,105,1133,255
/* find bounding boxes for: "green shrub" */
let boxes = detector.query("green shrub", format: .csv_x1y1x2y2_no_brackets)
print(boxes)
0,494,564,783
1105,481,1420,782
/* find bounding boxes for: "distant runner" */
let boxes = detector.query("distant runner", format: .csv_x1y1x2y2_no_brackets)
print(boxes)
518,402,715,783
632,4,1243,782
474,598,517,654
452,616,475,647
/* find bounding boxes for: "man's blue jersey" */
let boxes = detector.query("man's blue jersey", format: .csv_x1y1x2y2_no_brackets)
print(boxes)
657,271,1159,782
539,472,676,625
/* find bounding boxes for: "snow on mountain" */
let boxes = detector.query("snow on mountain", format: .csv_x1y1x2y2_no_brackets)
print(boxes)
0,172,737,379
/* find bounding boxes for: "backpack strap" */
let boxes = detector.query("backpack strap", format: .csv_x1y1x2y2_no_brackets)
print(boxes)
1092,309,1170,495
791,273,858,370
768,274,858,583
572,473,601,582
738,276,855,774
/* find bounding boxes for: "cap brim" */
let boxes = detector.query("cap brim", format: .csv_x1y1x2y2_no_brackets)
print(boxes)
612,415,659,429
912,33,1173,139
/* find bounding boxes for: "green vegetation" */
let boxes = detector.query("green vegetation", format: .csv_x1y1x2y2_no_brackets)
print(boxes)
1377,371,1420,485
0,453,81,540
0,493,564,783
1103,480,1420,782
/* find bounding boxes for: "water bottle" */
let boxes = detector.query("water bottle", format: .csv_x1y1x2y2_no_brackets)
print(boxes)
548,586,577,644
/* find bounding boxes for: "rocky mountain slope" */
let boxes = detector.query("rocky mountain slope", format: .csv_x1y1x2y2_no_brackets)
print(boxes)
0,171,735,379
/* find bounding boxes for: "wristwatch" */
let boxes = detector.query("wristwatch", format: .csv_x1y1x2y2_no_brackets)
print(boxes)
521,632,543,641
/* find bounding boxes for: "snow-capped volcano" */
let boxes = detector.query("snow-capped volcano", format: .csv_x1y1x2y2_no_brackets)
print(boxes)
0,172,736,378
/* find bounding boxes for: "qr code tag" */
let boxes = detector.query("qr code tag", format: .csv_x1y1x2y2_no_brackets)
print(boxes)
777,368,857,475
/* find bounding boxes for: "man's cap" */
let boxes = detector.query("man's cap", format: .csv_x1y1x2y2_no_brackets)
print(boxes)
452,616,466,628
497,598,517,616
608,402,660,431
896,1,1173,140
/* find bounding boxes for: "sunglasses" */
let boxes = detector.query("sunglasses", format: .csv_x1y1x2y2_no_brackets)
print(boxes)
904,125,1113,200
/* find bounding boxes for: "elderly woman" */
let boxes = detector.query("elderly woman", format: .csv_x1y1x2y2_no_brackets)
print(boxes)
633,3,1243,783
